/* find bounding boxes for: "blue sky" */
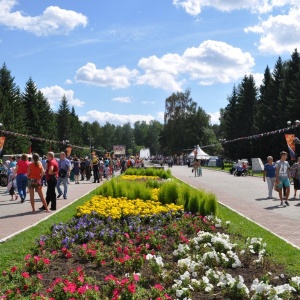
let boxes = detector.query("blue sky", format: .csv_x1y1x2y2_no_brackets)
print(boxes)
1,0,299,126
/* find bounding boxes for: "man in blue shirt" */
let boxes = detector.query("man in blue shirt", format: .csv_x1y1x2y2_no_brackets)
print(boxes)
56,152,71,199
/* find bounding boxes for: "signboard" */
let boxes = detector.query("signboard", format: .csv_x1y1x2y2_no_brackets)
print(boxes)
251,158,264,172
113,145,126,155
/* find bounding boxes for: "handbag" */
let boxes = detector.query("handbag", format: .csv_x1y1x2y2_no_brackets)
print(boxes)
58,168,67,178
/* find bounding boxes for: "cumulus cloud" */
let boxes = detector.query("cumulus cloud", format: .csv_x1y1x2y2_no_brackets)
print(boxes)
156,112,165,122
40,85,85,109
172,0,298,16
75,63,139,89
0,0,87,36
136,40,254,90
79,110,154,126
245,6,300,54
65,79,73,85
142,101,156,105
112,97,132,103
208,111,220,124
251,72,264,87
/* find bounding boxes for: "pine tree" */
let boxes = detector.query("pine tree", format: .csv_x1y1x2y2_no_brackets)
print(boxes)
0,64,27,154
56,95,71,150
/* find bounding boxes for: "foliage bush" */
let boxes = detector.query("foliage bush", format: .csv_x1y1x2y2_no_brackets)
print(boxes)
124,167,171,179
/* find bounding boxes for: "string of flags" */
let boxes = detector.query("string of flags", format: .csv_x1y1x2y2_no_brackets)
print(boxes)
201,123,300,149
0,129,90,150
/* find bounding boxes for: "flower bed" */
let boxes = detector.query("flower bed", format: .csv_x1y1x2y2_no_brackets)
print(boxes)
1,170,300,299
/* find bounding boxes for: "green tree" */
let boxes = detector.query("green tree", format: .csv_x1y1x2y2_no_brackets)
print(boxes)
0,64,27,154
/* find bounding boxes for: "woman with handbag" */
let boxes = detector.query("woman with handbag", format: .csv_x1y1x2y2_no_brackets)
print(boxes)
27,153,49,213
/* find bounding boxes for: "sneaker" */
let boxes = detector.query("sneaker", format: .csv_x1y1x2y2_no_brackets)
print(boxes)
63,196,67,199
21,198,25,203
278,202,286,208
57,193,62,199
285,201,290,206
267,196,273,199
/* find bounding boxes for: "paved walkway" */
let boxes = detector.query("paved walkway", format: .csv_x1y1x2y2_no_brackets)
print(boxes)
0,176,112,242
1,167,300,249
171,166,300,249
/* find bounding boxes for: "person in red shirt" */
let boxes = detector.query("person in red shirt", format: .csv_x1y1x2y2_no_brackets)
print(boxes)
27,153,49,213
40,152,58,211
14,154,30,203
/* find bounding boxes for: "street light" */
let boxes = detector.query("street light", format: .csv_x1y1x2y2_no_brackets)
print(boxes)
219,139,226,169
87,138,94,158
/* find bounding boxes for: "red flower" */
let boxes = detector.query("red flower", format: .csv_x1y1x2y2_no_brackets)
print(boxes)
127,282,136,293
23,284,29,290
43,258,50,265
22,272,30,278
2,270,7,276
154,284,164,291
25,254,31,261
10,266,18,273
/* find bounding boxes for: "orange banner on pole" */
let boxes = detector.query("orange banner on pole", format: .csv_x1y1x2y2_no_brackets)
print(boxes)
0,137,5,155
285,134,295,160
66,147,72,157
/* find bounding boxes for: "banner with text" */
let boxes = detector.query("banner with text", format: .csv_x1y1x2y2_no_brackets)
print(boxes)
113,145,126,155
285,134,295,160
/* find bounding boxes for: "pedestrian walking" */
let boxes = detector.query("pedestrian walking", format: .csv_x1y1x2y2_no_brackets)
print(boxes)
27,153,49,213
14,154,30,203
40,152,58,211
290,157,300,199
275,151,291,207
57,152,71,199
73,157,80,184
263,156,276,199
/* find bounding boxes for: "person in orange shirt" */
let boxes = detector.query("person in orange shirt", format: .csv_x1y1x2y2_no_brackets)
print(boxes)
27,153,49,213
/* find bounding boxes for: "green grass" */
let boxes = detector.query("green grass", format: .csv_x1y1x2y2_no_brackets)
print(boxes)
219,204,300,275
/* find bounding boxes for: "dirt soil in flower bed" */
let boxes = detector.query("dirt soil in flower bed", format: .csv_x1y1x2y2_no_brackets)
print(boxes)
37,226,292,299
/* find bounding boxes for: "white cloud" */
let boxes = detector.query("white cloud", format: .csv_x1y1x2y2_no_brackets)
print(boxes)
245,6,300,54
0,0,87,36
112,97,132,103
65,79,73,85
40,85,85,109
142,101,156,105
172,0,299,16
251,72,264,87
156,111,165,122
136,40,254,90
79,110,154,126
75,63,139,89
208,111,220,124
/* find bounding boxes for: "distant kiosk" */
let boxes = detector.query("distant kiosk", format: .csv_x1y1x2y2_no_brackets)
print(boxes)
251,158,264,173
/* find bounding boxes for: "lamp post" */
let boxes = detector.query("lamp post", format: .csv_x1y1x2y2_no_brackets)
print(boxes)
88,138,94,159
219,139,226,169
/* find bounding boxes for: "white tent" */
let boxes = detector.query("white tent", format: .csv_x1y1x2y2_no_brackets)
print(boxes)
188,145,211,160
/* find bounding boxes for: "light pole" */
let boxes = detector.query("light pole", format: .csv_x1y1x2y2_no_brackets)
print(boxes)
88,138,94,159
219,139,226,169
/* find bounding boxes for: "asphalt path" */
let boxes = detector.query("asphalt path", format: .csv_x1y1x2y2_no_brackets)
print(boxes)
1,166,300,249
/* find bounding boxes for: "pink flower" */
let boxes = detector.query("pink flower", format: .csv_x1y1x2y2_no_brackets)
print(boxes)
10,266,18,273
104,274,117,282
37,273,43,280
124,233,130,238
22,272,30,278
2,270,7,276
133,274,139,281
51,250,58,255
43,258,50,265
127,282,136,293
154,284,164,291
25,254,31,261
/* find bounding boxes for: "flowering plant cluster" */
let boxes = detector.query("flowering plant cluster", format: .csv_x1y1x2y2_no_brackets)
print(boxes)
76,195,183,219
122,175,160,181
1,171,300,299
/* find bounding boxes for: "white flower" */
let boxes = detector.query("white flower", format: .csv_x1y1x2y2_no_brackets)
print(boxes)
180,271,190,281
155,255,164,267
176,289,184,297
146,253,154,260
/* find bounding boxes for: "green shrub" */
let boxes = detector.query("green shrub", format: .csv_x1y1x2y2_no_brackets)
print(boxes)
158,181,178,205
204,192,218,216
188,193,200,214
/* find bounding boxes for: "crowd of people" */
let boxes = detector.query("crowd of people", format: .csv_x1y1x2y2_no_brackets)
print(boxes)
1,152,146,213
263,151,300,208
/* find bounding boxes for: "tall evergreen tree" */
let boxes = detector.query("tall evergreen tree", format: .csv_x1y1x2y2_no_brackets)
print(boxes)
56,95,71,150
0,64,27,154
